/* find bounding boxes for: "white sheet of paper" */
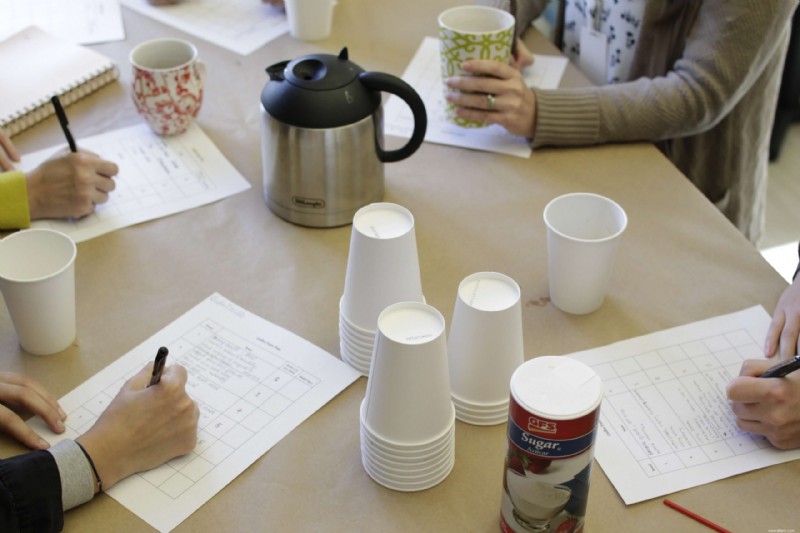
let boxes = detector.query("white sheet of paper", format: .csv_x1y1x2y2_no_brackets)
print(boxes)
24,123,251,242
120,0,289,56
29,293,361,532
567,305,800,504
0,0,124,44
384,37,568,158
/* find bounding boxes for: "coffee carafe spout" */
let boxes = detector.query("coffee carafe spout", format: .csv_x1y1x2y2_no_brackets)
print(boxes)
266,60,289,81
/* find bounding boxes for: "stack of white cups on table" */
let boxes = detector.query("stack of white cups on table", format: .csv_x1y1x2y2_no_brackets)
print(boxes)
360,301,456,491
339,203,424,376
340,203,526,491
447,272,524,425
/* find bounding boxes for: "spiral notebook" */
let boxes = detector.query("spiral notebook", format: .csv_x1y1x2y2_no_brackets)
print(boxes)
0,26,119,136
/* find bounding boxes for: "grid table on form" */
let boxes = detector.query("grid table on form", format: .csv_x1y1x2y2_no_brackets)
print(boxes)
568,305,800,505
28,293,360,532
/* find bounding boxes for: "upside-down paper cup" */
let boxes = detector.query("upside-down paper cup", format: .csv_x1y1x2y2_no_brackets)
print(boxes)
438,5,515,127
341,203,424,331
543,193,627,315
0,229,77,355
362,301,453,445
448,272,524,425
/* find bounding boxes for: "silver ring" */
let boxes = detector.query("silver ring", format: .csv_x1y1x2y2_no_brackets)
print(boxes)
486,93,496,111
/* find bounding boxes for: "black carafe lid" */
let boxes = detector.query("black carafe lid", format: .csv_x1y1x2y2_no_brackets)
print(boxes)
261,47,381,129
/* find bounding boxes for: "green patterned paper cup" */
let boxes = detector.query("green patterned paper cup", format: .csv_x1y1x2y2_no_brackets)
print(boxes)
439,6,514,128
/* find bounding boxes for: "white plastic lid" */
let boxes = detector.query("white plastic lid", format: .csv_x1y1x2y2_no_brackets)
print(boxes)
510,356,603,419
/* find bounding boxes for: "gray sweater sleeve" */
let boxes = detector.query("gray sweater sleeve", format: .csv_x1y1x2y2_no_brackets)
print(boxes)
532,0,797,147
47,439,95,511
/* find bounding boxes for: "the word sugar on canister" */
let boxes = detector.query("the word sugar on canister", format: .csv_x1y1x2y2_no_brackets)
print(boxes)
500,356,603,533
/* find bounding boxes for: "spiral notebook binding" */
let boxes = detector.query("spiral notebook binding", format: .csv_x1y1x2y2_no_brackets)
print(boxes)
0,26,119,137
1,66,119,137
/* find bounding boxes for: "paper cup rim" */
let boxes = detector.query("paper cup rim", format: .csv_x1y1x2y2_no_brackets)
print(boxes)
0,229,76,283
438,5,515,33
543,192,628,244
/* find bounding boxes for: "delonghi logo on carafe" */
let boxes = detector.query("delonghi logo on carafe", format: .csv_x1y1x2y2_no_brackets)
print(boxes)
292,196,326,209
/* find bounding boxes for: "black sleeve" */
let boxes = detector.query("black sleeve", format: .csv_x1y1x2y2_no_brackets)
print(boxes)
0,451,64,533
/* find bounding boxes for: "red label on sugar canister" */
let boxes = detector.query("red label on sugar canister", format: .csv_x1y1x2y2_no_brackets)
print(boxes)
500,356,603,533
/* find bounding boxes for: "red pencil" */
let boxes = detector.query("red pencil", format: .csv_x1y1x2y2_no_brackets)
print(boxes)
663,499,732,533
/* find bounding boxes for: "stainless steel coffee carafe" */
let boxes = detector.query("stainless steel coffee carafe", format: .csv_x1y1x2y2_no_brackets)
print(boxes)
260,48,427,227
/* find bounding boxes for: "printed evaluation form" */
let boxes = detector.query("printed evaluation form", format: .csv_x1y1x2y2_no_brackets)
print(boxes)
23,123,251,243
567,306,800,504
29,293,361,532
0,0,125,44
120,0,289,55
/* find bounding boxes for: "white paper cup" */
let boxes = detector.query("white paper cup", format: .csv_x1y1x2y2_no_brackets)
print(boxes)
543,193,627,315
285,0,335,41
362,301,454,444
362,450,454,492
341,203,424,331
0,229,77,355
448,272,523,424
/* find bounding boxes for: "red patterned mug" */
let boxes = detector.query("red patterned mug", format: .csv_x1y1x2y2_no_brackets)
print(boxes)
130,38,205,136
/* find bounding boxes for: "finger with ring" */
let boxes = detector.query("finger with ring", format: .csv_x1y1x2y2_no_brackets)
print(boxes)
486,93,496,111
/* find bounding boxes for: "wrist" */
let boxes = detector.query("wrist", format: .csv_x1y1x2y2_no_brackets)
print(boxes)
74,440,103,494
76,431,125,491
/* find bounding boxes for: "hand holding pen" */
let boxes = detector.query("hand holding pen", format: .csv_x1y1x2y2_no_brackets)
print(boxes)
75,354,199,491
22,98,119,220
727,355,800,449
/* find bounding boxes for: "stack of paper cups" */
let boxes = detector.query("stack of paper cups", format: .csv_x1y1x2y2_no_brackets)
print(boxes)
340,203,424,375
360,302,456,491
448,272,524,425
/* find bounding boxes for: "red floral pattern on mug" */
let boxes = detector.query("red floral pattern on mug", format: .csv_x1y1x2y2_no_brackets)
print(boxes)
132,62,204,136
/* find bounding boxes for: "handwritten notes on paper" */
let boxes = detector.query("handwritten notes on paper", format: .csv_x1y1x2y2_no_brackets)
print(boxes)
384,37,568,158
120,0,289,55
24,123,251,242
567,306,800,504
29,293,361,532
0,0,124,44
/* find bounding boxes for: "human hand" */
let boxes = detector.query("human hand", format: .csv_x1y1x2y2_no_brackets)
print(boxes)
513,38,533,69
25,150,118,220
765,276,800,358
727,359,800,449
0,372,67,450
76,363,198,490
444,59,537,138
0,130,20,171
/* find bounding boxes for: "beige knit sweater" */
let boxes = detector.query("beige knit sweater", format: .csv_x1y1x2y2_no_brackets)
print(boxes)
505,0,798,244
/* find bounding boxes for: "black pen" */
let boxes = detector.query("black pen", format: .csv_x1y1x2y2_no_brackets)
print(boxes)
148,347,169,387
760,354,800,378
50,95,77,153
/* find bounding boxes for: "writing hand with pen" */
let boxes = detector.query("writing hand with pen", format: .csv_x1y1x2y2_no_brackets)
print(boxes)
0,350,198,495
727,273,800,450
76,349,199,492
0,100,118,224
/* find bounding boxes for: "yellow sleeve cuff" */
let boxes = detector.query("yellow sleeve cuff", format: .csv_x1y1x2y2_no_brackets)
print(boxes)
0,170,31,229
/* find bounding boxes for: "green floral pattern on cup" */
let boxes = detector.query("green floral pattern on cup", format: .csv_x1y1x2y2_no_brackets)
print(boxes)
439,26,513,128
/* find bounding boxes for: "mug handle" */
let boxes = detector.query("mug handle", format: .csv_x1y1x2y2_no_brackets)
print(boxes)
358,72,427,163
